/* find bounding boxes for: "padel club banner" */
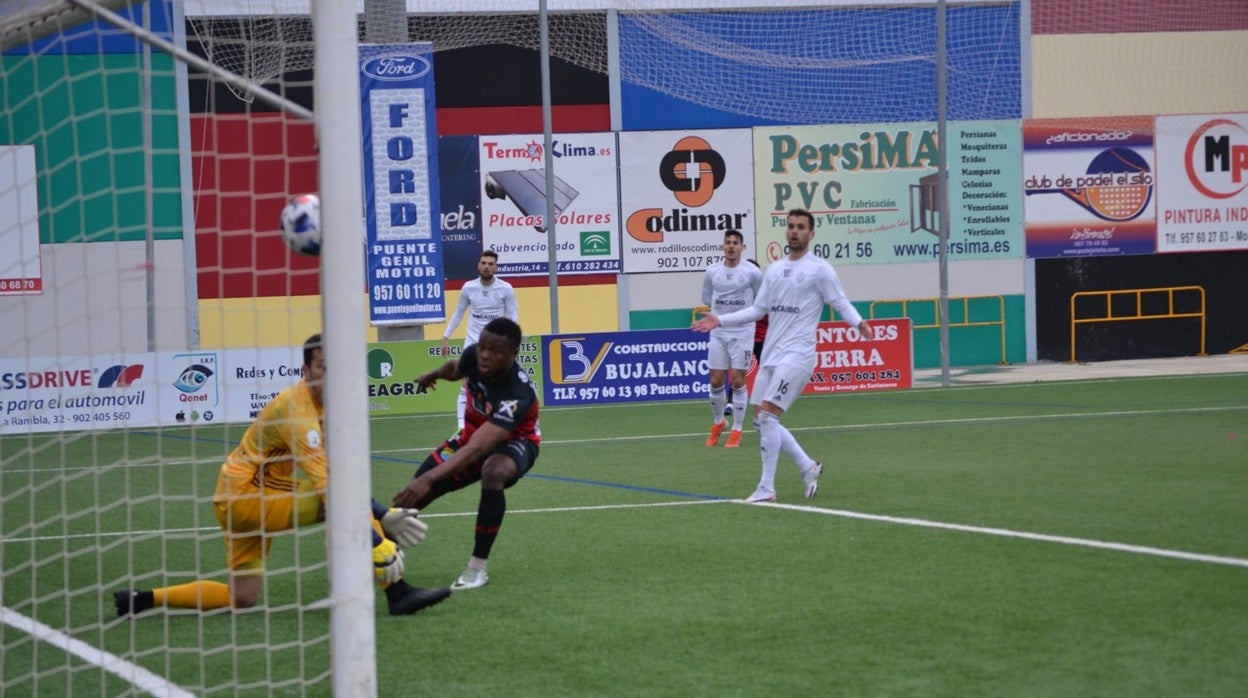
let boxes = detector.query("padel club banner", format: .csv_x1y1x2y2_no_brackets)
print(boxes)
1022,116,1156,258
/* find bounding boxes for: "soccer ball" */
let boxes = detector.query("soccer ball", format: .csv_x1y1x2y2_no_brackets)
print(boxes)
279,193,321,256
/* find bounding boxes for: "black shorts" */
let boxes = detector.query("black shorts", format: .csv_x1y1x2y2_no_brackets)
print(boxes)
418,432,539,488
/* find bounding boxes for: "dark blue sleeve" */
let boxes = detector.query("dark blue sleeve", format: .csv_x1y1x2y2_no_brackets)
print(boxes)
370,498,387,547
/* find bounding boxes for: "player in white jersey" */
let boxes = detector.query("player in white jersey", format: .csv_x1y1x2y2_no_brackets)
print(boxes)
442,250,520,428
693,209,872,503
701,230,763,448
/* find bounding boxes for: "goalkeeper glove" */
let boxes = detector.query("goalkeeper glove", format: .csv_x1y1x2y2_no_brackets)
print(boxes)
372,537,405,585
380,508,428,548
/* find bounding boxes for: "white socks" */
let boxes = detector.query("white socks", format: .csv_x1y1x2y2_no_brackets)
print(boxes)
756,410,815,493
709,384,726,424
731,387,748,431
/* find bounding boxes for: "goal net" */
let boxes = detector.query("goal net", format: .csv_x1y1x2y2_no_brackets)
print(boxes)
0,2,1012,695
6,0,1240,694
0,0,356,695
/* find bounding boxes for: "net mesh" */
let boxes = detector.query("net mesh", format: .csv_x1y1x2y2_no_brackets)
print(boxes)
186,3,1021,123
3,0,1245,695
2,0,329,696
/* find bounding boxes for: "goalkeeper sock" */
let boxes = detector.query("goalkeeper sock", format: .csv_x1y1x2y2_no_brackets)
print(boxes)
154,580,231,610
456,385,468,429
471,488,506,560
709,385,727,424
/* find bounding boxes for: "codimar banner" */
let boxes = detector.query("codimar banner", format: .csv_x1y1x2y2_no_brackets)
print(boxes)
752,120,1023,267
618,129,756,273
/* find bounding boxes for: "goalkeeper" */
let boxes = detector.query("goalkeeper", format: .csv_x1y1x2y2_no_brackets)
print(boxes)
115,334,450,617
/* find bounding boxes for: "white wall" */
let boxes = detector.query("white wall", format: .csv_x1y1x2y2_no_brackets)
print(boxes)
0,240,191,359
624,258,1025,313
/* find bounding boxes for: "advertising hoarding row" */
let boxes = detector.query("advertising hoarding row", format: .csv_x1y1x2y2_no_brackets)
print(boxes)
424,112,1247,292
1021,113,1248,258
0,321,911,435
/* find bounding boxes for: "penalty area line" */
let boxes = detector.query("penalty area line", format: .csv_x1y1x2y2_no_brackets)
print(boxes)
748,501,1248,569
0,607,195,698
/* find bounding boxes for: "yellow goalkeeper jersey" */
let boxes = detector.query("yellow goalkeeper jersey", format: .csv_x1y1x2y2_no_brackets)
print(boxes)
214,379,327,502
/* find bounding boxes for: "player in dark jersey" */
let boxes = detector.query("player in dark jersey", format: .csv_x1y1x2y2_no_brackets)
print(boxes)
393,317,541,591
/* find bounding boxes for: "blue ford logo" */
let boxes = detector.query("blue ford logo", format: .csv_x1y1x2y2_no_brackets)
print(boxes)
362,55,431,81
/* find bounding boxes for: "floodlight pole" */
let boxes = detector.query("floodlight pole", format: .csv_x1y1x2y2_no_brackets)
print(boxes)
936,0,951,386
540,0,560,333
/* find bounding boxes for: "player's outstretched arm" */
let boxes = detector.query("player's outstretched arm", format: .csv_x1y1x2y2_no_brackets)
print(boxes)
415,358,463,391
691,312,721,333
371,498,427,547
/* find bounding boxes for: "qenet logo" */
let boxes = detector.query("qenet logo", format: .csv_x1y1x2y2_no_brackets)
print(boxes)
1184,118,1248,199
173,365,213,394
626,136,749,242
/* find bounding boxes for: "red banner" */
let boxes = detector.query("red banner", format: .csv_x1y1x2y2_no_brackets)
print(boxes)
747,318,912,394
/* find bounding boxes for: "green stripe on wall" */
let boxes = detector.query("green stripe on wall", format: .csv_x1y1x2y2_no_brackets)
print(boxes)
631,295,1026,368
1,53,183,243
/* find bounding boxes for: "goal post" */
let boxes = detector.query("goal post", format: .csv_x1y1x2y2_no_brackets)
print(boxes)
310,0,377,692
1,0,376,694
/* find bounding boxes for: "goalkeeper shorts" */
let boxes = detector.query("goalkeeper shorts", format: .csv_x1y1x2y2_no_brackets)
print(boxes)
215,480,321,572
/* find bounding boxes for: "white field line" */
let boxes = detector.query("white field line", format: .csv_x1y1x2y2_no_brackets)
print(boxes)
465,499,1248,569
388,404,1248,451
3,405,1242,468
4,496,1244,695
4,402,1244,692
745,501,1248,569
0,607,195,698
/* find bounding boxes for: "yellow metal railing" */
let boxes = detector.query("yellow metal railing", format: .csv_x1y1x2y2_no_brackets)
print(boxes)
869,295,1007,364
1069,285,1206,363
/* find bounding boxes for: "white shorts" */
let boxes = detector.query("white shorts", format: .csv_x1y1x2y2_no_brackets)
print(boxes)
707,333,753,372
750,363,812,413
